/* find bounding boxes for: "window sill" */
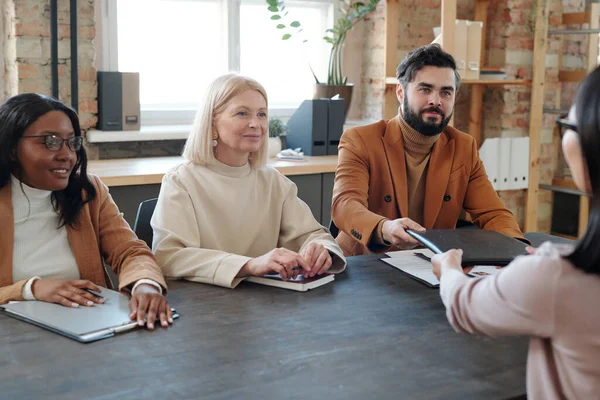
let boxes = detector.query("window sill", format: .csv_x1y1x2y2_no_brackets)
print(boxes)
85,125,191,143
85,119,379,144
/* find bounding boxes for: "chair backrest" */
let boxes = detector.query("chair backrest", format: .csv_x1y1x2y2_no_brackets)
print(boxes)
328,219,340,238
133,198,158,248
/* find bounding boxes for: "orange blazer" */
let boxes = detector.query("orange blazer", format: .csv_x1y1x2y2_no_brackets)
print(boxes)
0,174,167,304
332,117,526,256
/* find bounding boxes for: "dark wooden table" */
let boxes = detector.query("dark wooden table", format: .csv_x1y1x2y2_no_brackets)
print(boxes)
0,255,528,400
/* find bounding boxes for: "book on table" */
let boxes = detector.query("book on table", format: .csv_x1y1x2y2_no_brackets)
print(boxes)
245,273,334,292
406,229,528,266
0,288,179,343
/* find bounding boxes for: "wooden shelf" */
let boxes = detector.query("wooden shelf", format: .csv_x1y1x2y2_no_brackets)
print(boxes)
539,177,589,196
481,66,504,72
462,79,531,85
550,231,578,241
552,177,577,190
558,69,588,82
384,76,530,86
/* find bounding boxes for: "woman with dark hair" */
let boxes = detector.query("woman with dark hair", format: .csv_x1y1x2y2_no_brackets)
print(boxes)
0,93,172,330
430,66,600,399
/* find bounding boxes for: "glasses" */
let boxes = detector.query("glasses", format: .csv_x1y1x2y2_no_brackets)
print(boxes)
21,135,83,152
556,115,577,139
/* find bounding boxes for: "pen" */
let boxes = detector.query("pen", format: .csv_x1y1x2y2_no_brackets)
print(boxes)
414,252,432,262
82,288,104,299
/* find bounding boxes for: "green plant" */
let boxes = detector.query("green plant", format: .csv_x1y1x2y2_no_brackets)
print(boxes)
266,0,381,85
268,117,287,138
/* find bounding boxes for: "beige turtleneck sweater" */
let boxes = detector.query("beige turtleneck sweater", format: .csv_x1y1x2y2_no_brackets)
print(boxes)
151,160,347,288
374,116,440,244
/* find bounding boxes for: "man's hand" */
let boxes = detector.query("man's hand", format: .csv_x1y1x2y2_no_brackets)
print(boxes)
382,218,426,249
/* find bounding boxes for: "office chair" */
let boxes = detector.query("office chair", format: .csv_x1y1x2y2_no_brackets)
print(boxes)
328,219,340,238
133,198,158,248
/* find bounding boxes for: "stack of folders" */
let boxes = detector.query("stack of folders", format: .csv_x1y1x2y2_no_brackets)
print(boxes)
0,289,179,343
479,137,530,191
433,20,483,80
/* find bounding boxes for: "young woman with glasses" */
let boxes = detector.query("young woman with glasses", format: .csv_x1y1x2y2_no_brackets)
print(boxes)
0,93,172,330
430,66,600,399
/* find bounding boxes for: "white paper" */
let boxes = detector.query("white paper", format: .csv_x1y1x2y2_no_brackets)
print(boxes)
381,251,439,287
385,249,436,258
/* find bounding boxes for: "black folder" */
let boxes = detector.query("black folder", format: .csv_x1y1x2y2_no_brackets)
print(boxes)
406,229,528,266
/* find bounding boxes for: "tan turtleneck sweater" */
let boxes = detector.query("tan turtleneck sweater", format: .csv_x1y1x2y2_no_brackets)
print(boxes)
374,116,440,244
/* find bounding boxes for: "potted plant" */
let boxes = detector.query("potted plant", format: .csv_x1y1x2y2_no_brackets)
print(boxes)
266,0,381,118
268,117,287,157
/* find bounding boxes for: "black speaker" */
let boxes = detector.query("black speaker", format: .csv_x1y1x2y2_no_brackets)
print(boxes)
97,71,141,131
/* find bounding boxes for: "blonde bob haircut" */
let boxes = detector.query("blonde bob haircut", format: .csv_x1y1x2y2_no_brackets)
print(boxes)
183,73,269,168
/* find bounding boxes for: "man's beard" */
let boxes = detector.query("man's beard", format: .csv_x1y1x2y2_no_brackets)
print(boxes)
402,96,452,137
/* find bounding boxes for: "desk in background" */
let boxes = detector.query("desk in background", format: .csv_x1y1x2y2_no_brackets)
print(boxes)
0,255,527,400
88,155,338,227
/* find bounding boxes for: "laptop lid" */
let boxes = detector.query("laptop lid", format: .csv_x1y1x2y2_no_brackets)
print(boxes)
0,289,133,342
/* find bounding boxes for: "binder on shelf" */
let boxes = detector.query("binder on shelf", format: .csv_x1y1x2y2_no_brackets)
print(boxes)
497,137,512,191
466,21,483,80
508,137,530,190
479,138,500,190
454,20,469,78
326,98,345,155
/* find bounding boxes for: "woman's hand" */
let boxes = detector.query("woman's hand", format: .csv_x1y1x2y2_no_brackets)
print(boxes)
525,246,537,255
129,284,173,330
239,248,311,280
31,279,105,308
300,242,332,278
431,249,464,280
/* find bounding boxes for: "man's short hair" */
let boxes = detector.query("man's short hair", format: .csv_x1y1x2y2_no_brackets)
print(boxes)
396,44,461,91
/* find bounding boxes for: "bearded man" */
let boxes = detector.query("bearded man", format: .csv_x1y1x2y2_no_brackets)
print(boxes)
332,44,526,256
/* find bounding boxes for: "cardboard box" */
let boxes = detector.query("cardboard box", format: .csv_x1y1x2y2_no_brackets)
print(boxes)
466,21,483,81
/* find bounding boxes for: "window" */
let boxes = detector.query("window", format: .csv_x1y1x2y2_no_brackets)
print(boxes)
100,0,334,126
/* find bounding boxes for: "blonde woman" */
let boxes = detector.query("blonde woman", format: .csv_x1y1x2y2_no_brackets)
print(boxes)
151,73,346,288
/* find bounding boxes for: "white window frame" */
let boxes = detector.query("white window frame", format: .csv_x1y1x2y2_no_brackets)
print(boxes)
96,0,336,127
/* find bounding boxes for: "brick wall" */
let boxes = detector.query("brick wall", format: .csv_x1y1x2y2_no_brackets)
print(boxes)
1,0,97,130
